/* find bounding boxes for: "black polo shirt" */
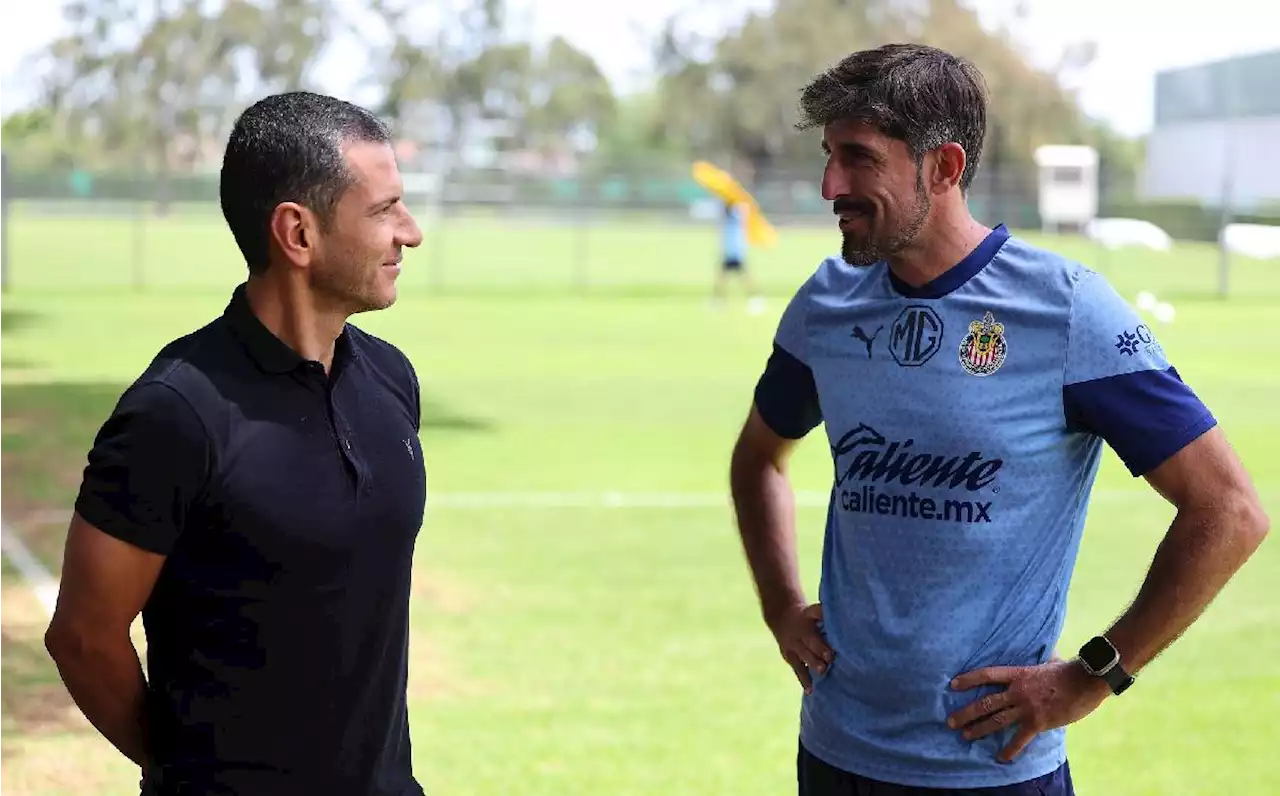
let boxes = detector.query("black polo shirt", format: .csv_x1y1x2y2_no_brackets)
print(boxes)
75,283,427,796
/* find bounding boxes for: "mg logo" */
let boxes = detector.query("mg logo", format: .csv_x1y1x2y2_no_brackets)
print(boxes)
890,306,944,367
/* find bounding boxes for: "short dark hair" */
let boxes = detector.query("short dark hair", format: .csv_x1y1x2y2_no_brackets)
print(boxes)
796,43,988,191
219,91,392,274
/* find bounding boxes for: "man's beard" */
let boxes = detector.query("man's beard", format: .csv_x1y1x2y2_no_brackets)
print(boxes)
841,175,931,267
312,255,392,315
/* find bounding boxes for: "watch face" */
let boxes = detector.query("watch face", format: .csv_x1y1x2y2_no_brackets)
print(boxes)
1080,636,1118,671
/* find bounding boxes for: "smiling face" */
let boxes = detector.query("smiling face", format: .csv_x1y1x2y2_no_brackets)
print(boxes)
797,45,990,268
308,140,423,314
821,118,933,267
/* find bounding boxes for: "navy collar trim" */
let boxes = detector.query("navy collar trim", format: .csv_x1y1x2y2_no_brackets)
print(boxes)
887,224,1010,299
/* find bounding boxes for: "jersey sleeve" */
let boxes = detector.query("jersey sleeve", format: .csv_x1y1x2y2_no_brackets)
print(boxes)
754,280,823,439
74,381,212,555
399,349,422,433
1062,271,1216,476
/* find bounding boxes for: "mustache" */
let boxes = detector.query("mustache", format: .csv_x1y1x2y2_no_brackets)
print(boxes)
833,198,874,215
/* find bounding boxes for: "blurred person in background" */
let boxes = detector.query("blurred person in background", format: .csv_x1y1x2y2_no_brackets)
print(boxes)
714,197,765,314
729,43,1268,796
44,91,427,796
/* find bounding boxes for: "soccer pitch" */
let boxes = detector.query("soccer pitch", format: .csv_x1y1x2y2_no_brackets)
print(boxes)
2,208,1277,795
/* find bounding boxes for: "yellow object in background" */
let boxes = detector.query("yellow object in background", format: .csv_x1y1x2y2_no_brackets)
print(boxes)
692,160,750,205
692,160,778,248
745,208,778,248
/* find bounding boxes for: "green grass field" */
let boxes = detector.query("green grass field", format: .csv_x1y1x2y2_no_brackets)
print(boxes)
2,205,1278,795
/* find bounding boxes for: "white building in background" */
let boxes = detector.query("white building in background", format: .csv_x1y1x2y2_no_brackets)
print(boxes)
1033,145,1098,234
1142,48,1280,213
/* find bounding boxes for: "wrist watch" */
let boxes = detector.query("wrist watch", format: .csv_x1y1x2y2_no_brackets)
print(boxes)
1077,635,1135,695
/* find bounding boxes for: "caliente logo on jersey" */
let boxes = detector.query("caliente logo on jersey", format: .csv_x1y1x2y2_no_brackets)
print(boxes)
830,423,1003,524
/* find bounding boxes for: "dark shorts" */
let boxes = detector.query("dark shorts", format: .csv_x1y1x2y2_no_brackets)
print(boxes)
798,741,1074,796
722,257,744,272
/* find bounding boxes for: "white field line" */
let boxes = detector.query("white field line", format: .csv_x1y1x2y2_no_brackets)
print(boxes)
1,522,59,616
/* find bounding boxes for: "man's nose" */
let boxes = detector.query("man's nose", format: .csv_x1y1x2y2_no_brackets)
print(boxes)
821,161,850,202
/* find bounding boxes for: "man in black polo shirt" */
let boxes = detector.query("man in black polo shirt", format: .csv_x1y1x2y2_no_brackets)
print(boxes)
44,92,427,795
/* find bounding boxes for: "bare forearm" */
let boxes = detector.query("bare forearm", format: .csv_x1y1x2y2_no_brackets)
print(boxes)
1106,499,1268,674
731,455,807,624
47,633,149,766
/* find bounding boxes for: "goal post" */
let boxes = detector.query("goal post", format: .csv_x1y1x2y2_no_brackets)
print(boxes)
400,171,443,228
1,150,10,293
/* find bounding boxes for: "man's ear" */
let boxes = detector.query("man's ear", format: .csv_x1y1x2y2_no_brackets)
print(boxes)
928,142,967,194
268,202,317,268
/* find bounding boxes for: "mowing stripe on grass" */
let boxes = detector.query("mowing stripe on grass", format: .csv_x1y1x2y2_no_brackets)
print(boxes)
0,488,1264,614
1,522,60,616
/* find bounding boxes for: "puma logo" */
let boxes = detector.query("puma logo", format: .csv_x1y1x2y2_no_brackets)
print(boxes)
851,325,883,359
404,438,415,460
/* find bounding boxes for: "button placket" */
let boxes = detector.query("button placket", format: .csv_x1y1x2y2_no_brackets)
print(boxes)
328,379,367,495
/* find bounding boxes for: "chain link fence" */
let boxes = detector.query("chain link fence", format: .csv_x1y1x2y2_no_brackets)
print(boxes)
2,156,1275,298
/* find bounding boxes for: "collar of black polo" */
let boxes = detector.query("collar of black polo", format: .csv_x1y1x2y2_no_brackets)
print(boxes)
222,282,359,375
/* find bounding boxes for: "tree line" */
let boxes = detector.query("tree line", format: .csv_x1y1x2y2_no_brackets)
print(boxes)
1,0,1142,198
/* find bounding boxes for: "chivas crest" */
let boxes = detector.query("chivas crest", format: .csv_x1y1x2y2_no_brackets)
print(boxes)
958,311,1007,377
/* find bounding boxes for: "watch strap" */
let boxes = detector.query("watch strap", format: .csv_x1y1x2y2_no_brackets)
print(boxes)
1102,661,1135,695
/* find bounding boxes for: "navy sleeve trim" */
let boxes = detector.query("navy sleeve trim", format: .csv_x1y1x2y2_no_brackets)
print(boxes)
74,381,213,556
754,342,822,440
1063,366,1217,477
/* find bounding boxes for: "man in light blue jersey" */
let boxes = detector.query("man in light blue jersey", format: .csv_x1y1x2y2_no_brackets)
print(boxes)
714,199,764,312
728,43,1269,795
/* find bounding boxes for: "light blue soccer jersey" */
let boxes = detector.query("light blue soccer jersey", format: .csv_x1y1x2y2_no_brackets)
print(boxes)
723,203,747,261
753,225,1215,788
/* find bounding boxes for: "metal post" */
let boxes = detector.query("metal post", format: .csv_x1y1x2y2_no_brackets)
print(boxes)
430,162,448,293
134,149,147,292
1,150,10,293
1216,59,1238,299
573,177,589,292
1217,156,1233,299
